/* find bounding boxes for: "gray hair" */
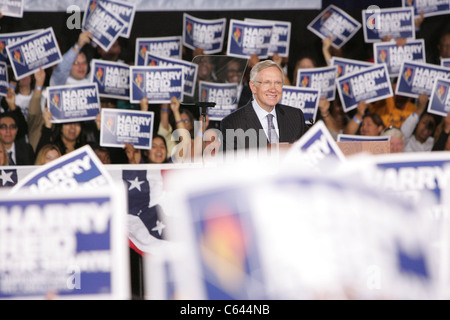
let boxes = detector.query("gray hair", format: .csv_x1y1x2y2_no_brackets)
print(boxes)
381,127,405,142
249,60,284,83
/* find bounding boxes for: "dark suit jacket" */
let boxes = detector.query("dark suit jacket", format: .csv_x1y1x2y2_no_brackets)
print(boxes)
14,138,35,165
220,99,307,151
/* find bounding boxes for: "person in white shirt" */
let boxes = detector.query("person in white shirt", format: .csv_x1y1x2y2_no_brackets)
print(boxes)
49,30,92,86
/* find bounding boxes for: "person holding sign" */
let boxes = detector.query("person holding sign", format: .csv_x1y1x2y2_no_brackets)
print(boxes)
432,113,450,151
220,59,307,151
49,30,93,86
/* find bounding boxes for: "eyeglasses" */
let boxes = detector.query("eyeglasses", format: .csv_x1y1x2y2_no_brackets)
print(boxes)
0,124,18,130
73,61,87,66
255,81,283,89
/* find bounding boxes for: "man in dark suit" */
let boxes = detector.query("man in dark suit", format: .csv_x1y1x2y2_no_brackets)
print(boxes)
0,113,35,165
220,60,307,151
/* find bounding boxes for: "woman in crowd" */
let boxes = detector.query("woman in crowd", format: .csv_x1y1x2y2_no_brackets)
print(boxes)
34,144,61,165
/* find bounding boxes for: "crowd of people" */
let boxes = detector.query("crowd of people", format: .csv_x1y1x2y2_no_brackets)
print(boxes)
0,7,450,169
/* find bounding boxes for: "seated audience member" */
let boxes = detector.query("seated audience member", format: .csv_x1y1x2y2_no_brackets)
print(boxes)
0,112,34,165
220,59,307,151
34,144,61,165
0,141,9,166
50,30,92,86
381,126,405,153
432,113,450,151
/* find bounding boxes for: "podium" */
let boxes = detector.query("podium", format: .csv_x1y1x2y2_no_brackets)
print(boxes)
336,141,390,156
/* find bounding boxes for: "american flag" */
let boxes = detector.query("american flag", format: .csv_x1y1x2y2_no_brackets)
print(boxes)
0,165,170,255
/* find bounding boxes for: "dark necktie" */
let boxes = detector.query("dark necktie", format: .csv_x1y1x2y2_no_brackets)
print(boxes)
8,151,15,165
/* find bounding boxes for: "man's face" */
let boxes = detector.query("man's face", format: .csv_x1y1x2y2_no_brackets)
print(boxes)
415,114,435,143
250,66,283,111
70,53,88,80
439,34,450,58
0,117,18,146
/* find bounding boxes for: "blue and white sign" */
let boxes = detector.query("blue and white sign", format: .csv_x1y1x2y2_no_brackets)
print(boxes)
373,39,425,77
183,13,226,55
362,7,415,43
83,0,136,38
441,58,450,68
226,19,273,59
337,64,393,112
129,66,184,104
0,0,23,18
145,52,198,97
135,37,182,66
11,145,114,194
0,30,43,64
402,0,450,17
337,134,390,142
6,27,62,80
0,186,129,300
283,120,346,169
332,57,373,78
47,83,100,123
245,18,291,57
82,0,126,52
199,81,239,121
428,77,450,117
281,86,320,124
0,61,8,97
100,108,154,150
307,4,361,49
296,65,337,101
90,59,129,100
395,61,450,98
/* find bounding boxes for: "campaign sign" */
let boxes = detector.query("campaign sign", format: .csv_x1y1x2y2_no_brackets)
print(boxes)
0,30,43,64
47,83,100,123
428,77,450,117
130,66,184,104
373,39,425,77
296,66,337,101
0,0,23,18
100,108,154,149
0,62,8,97
226,19,273,59
145,52,198,97
82,1,126,52
281,86,320,124
441,58,450,68
307,4,361,49
283,120,346,169
0,187,130,299
90,59,129,100
6,27,62,80
395,61,450,98
83,0,136,38
245,18,291,57
11,145,114,194
402,0,450,17
362,7,415,43
199,81,239,121
183,13,226,54
135,37,182,66
337,134,390,142
337,64,393,112
332,57,373,78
